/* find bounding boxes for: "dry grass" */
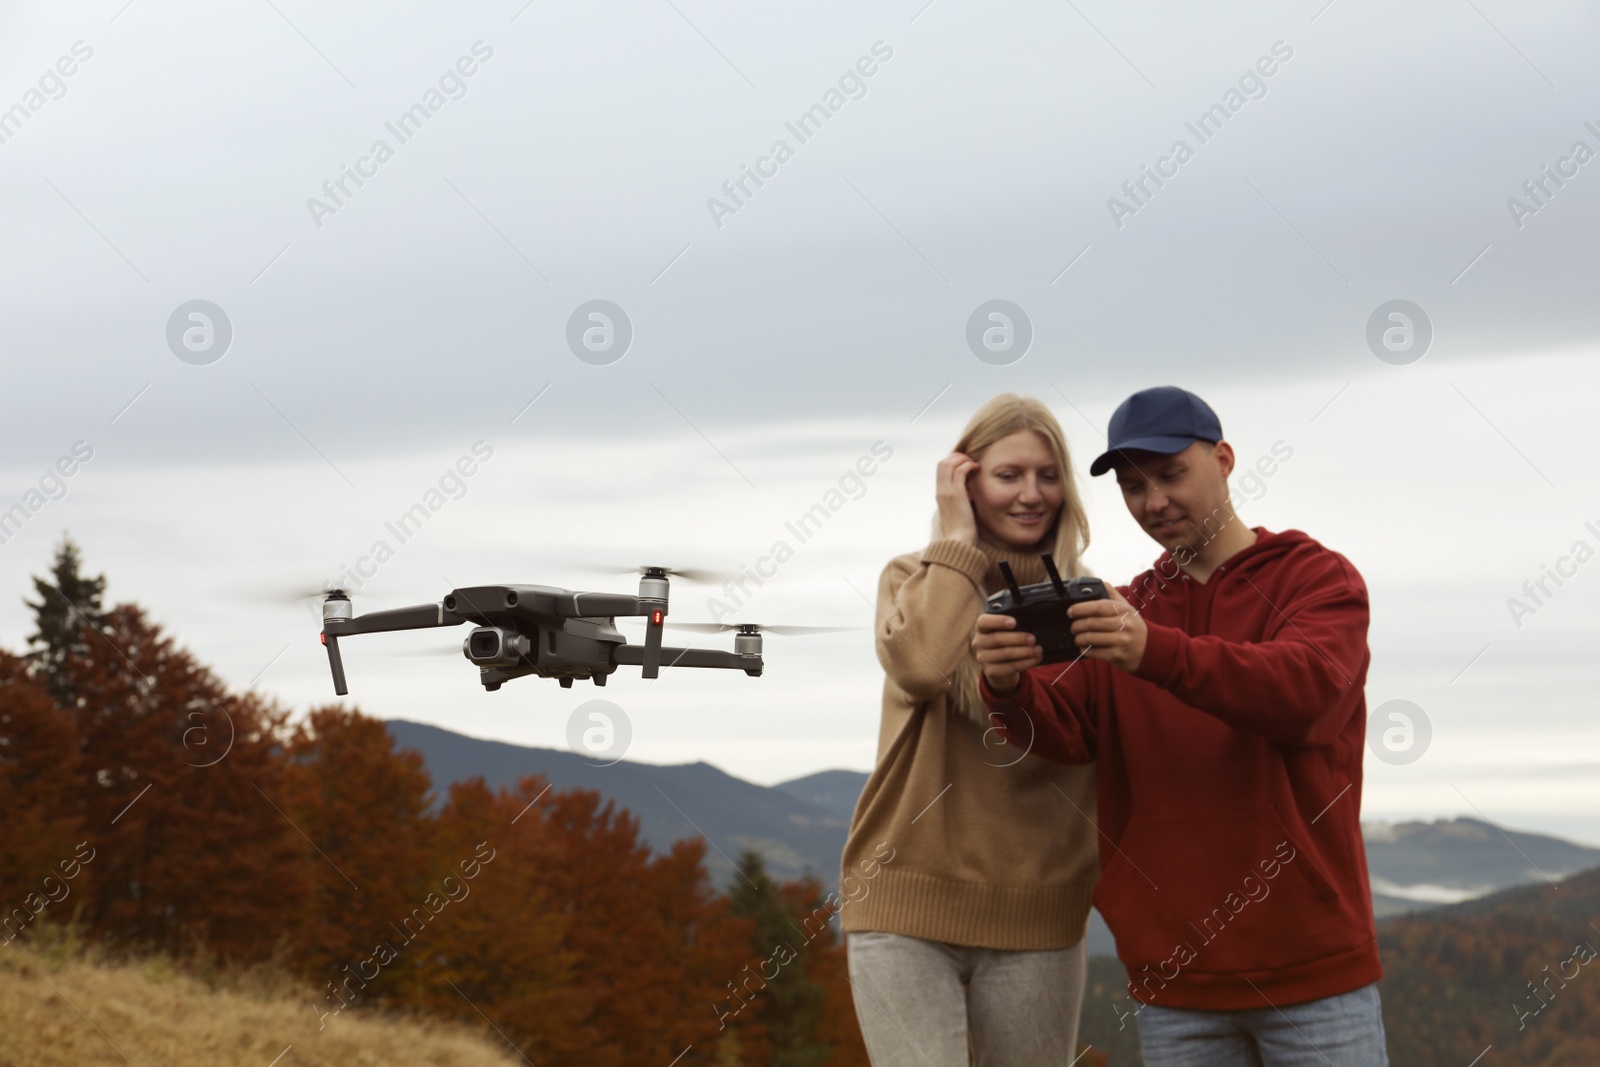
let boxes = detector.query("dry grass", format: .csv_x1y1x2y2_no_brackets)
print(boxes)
0,927,519,1067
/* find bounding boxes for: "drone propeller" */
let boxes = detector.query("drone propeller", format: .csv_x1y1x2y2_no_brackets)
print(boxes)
665,622,862,636
574,562,741,585
244,582,349,606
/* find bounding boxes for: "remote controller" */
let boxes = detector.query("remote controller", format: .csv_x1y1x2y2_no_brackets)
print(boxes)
983,554,1109,665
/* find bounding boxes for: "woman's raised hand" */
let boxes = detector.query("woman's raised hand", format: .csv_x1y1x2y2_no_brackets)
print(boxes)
936,451,981,545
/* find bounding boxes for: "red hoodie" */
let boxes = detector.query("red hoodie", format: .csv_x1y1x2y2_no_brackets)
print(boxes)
979,527,1381,1013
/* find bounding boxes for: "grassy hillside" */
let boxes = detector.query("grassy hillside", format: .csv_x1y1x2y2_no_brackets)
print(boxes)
0,932,518,1067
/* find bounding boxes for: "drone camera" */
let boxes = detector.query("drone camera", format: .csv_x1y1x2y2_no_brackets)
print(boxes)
464,626,531,668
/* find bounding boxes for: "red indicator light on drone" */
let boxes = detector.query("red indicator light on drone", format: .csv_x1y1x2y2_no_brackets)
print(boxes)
652,610,663,625
319,632,326,645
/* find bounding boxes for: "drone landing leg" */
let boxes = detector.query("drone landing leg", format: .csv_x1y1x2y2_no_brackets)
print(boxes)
322,632,348,696
642,610,665,679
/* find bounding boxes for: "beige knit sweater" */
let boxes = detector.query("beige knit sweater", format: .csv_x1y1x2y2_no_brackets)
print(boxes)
838,532,1099,950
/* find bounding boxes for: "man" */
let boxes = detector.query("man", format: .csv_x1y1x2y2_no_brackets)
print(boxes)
974,386,1388,1065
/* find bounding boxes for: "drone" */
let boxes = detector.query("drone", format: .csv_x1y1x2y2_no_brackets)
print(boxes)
315,566,852,695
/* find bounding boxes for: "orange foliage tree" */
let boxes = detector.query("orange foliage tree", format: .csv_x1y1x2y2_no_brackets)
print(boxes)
0,651,84,938
416,775,753,1067
280,704,435,1007
63,605,311,962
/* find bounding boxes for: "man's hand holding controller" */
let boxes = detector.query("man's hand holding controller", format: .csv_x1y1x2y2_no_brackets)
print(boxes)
974,586,1149,695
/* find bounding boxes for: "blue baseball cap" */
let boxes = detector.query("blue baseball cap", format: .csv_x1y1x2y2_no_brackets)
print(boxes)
1088,386,1223,476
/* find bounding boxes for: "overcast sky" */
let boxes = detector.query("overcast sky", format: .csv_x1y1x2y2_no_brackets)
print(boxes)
3,1,1598,845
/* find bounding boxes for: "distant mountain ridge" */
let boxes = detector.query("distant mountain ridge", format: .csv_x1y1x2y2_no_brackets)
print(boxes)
772,769,872,826
385,720,853,888
386,721,1600,941
1364,816,1600,916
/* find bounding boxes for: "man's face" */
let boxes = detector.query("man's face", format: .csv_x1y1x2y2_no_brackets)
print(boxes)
969,430,1064,549
1111,441,1236,558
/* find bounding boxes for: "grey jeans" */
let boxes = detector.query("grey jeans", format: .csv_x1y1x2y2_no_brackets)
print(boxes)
846,929,1088,1066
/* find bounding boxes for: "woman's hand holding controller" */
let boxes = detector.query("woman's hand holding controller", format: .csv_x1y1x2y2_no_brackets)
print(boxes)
972,613,1041,697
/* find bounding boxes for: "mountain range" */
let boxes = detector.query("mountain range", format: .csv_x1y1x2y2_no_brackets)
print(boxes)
386,720,1600,957
387,720,855,890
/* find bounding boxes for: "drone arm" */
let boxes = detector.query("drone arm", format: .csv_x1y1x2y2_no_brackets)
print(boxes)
326,602,464,636
561,592,651,617
613,644,760,674
320,602,462,696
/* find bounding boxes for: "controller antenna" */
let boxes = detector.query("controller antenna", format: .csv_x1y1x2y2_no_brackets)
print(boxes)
1040,553,1068,598
997,560,1026,604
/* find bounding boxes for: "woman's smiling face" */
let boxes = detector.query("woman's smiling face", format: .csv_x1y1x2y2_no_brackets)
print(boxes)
968,430,1063,549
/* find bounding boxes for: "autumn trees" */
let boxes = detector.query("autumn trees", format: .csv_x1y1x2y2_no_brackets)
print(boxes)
11,535,305,960
1,537,870,1065
0,648,84,941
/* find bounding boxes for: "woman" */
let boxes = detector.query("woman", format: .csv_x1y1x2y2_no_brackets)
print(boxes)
840,393,1099,1065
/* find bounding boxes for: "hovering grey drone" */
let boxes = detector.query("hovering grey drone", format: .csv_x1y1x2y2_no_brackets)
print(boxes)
317,566,848,694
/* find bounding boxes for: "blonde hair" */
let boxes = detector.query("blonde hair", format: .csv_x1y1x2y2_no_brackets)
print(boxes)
929,393,1091,568
930,393,1093,724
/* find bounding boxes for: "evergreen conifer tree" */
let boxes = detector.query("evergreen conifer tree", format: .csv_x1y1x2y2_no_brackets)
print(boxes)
25,533,107,707
726,849,828,1067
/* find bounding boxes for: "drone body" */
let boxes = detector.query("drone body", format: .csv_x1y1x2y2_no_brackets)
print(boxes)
318,568,765,695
